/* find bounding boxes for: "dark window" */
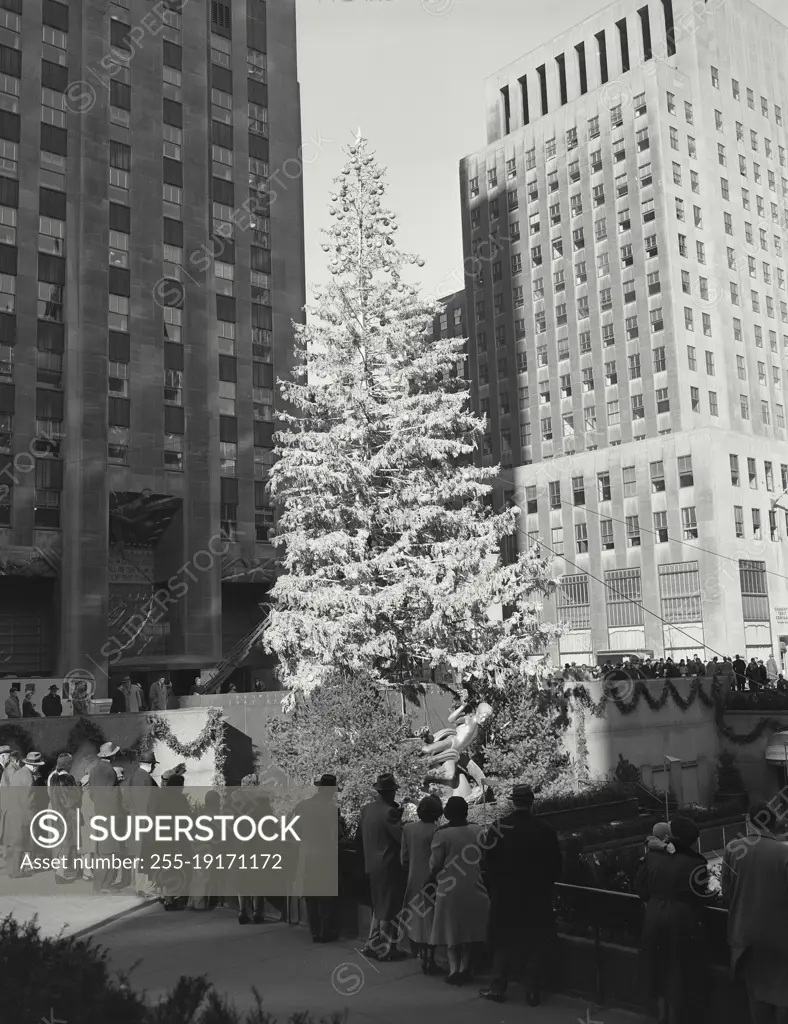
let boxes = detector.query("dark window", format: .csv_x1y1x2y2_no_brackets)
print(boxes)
0,244,16,275
575,42,587,94
212,65,233,94
212,120,233,149
110,19,132,54
212,235,233,262
639,6,652,61
108,267,130,296
164,342,183,370
41,124,66,156
38,254,64,285
617,18,630,71
555,54,567,105
0,312,15,343
216,295,235,322
109,202,131,233
40,188,65,220
519,74,529,125
108,331,130,362
42,0,68,31
108,397,130,427
110,80,131,111
0,177,17,207
159,280,184,308
163,218,183,247
218,355,237,382
253,421,274,447
36,389,63,420
249,134,268,160
247,10,266,51
219,416,237,444
164,405,184,435
0,111,20,143
38,321,63,353
109,141,131,171
221,478,238,507
536,64,548,115
163,41,182,70
254,481,267,509
250,247,271,272
662,0,676,56
0,45,21,78
251,304,272,330
163,98,182,128
253,362,273,388
0,0,22,13
212,177,234,206
163,158,183,187
35,457,62,488
595,30,608,84
0,382,13,413
500,85,511,135
41,60,67,92
211,1,231,33
248,80,267,106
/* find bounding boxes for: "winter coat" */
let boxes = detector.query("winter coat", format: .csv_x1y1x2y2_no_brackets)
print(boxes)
357,795,405,920
401,820,439,944
634,847,711,1022
429,822,489,946
483,809,562,933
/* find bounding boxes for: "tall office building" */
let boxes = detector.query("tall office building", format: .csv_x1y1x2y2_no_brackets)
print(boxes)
0,0,304,692
460,0,788,663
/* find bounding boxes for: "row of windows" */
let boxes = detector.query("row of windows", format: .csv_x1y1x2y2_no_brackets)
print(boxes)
529,507,698,556
711,67,784,128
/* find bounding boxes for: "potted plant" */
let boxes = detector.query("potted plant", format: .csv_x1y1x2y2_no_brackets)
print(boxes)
714,751,749,812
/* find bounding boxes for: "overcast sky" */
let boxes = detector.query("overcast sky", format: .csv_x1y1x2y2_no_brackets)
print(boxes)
295,0,788,302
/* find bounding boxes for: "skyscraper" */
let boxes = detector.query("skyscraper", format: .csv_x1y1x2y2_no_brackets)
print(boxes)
460,0,788,663
0,0,304,693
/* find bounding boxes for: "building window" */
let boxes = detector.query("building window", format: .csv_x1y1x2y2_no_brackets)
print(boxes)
626,515,640,547
163,184,182,220
734,505,744,537
108,425,129,464
164,433,183,471
108,293,128,332
108,361,128,397
600,519,614,550
654,511,668,543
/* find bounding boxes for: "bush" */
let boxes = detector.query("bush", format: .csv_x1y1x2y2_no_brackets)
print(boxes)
0,915,346,1024
717,751,747,793
266,672,427,833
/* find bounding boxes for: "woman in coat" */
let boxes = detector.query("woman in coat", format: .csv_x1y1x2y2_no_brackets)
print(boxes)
634,816,711,1024
49,769,82,883
429,796,489,986
401,795,443,974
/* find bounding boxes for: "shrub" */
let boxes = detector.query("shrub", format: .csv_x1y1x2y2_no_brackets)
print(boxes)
266,672,426,833
717,751,747,793
0,915,346,1024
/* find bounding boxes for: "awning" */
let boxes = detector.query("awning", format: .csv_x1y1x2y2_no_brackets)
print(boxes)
765,731,788,762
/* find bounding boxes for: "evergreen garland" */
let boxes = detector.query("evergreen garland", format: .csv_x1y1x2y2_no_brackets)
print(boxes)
0,722,34,754
566,678,786,747
140,708,227,786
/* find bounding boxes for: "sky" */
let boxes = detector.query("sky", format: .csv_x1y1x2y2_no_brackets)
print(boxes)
295,0,788,302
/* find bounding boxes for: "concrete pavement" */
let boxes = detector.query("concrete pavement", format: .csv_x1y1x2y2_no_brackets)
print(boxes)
93,904,639,1024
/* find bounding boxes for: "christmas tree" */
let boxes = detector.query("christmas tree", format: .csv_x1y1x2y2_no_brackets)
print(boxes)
265,136,560,705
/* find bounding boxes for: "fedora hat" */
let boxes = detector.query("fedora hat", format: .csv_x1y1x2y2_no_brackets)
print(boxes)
23,751,45,766
98,741,120,758
0,745,10,755
315,773,337,787
138,750,157,765
373,772,398,792
512,783,535,805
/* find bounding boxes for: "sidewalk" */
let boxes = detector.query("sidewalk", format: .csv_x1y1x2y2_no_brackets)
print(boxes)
0,874,155,939
93,904,639,1024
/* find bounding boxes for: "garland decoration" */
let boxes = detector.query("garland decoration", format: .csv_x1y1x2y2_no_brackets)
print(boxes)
140,707,227,784
565,678,788,747
66,717,107,753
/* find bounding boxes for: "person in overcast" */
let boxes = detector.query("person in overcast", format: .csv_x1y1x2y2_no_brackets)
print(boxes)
357,772,407,962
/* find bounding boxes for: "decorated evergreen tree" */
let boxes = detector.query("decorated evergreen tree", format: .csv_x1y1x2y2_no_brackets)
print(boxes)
264,136,560,708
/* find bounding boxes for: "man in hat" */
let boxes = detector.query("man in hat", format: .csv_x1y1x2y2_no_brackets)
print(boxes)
4,683,20,719
149,675,174,711
356,773,407,961
295,773,347,943
5,751,46,878
88,741,126,893
122,749,158,897
479,783,562,1005
0,744,16,861
41,684,62,717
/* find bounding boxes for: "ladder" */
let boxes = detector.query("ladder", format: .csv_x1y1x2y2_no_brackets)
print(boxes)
201,606,272,694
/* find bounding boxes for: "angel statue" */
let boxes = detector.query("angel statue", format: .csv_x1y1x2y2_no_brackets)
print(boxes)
418,696,493,806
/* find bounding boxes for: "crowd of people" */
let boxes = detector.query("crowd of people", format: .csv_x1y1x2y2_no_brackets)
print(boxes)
3,739,788,1017
557,653,788,692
